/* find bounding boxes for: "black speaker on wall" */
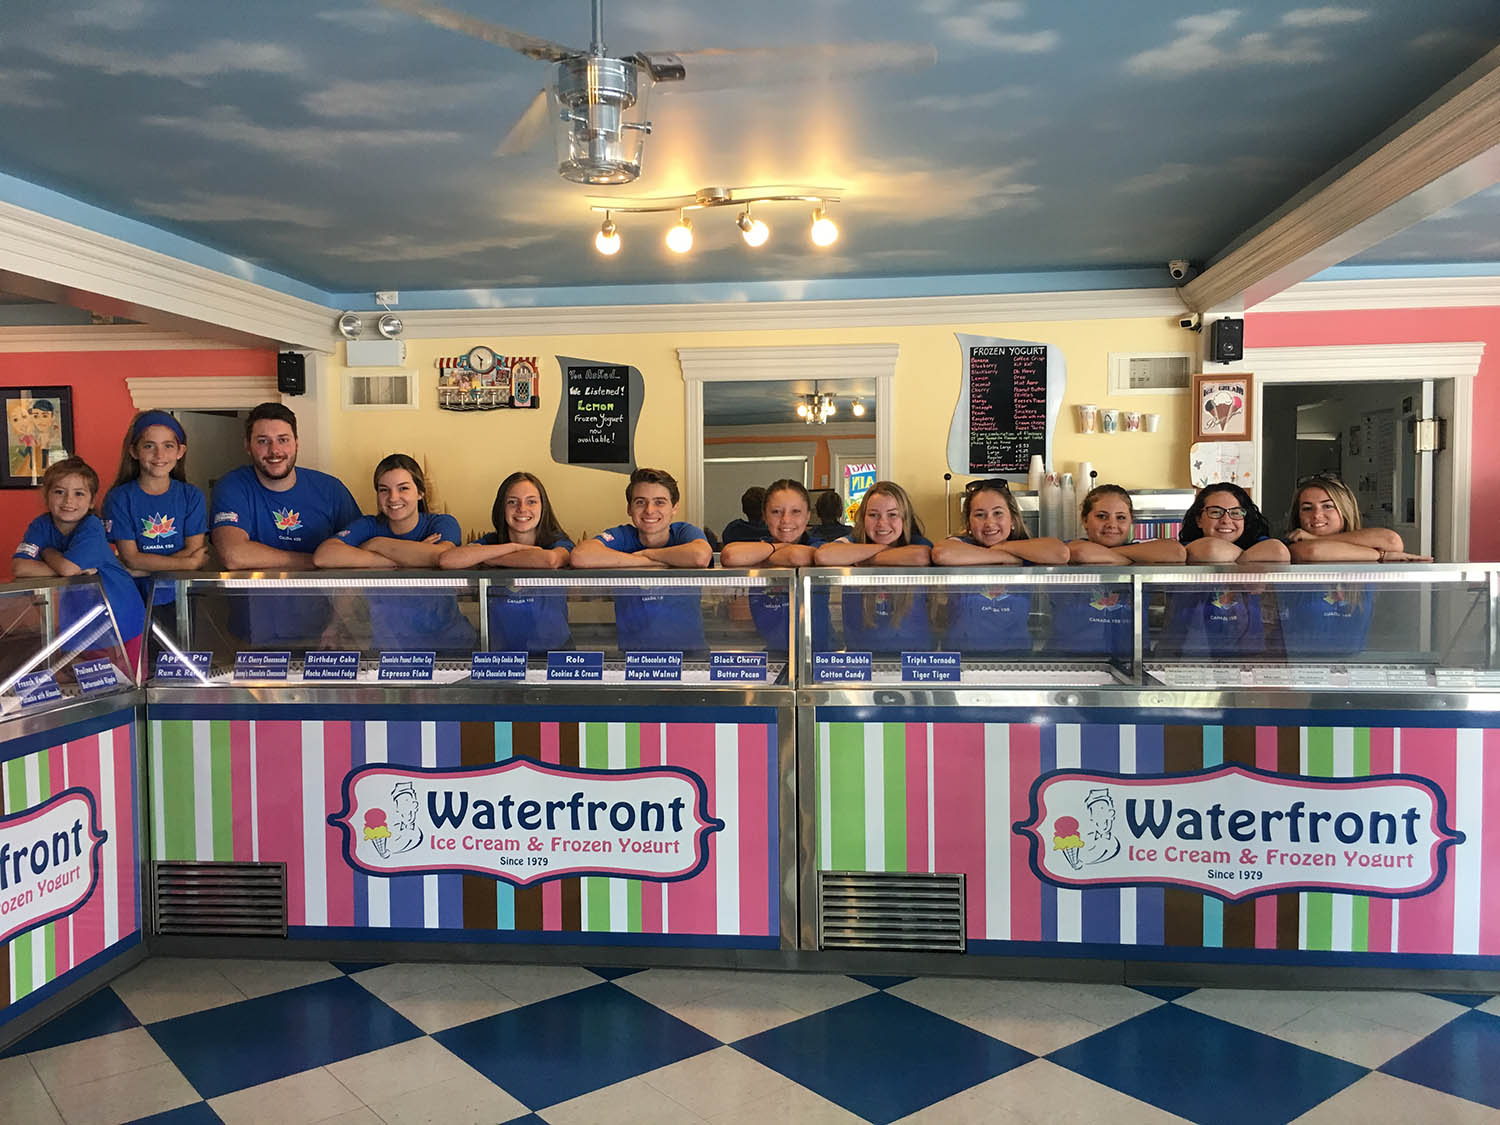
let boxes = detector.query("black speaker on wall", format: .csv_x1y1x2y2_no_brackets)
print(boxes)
1210,317,1244,364
277,352,306,395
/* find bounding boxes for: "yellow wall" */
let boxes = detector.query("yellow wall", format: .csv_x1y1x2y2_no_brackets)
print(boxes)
324,315,1194,542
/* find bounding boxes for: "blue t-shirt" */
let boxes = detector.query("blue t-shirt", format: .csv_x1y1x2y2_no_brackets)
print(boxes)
939,536,1034,653
103,478,207,606
1048,587,1134,659
477,531,576,652
1277,585,1375,657
1162,590,1266,657
335,511,477,652
15,514,146,645
594,522,710,652
211,465,360,644
836,534,934,653
746,530,830,650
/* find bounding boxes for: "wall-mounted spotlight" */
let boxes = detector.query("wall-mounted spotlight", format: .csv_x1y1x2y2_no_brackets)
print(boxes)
595,212,621,256
737,208,770,248
665,213,694,254
810,208,839,247
336,311,363,340
377,313,403,339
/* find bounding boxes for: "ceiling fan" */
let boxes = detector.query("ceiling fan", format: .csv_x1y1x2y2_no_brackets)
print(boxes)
376,0,936,185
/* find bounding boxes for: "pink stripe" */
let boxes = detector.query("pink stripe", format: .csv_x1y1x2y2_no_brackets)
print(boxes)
112,726,138,938
664,724,717,935
639,725,663,933
255,721,306,926
47,742,73,976
1009,725,1042,942
322,723,355,928
542,879,562,930
1481,729,1500,955
540,723,560,763
932,724,987,938
1394,727,1456,953
1255,726,1279,770
230,722,254,862
66,736,105,965
1253,729,1279,948
736,724,770,938
1365,728,1396,953
905,723,930,872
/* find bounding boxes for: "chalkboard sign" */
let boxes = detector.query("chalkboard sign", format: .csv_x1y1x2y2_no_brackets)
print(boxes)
566,365,630,464
967,344,1047,474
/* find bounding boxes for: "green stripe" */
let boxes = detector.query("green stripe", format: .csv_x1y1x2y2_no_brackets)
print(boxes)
211,721,234,861
584,724,611,931
828,724,866,870
12,931,33,1000
1348,727,1371,952
4,756,24,812
882,724,906,871
626,723,642,929
626,723,641,769
1303,728,1334,950
158,721,198,861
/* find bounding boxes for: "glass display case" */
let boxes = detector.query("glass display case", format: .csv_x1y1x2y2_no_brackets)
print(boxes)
0,575,135,718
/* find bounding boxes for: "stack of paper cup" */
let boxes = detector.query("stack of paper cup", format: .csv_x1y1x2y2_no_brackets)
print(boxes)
1027,454,1045,491
1077,462,1094,491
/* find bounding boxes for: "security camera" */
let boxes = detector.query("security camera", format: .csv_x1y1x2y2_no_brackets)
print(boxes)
1178,311,1202,331
1168,258,1192,282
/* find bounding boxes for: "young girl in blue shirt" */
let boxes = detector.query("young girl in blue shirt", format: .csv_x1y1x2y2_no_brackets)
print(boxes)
814,481,934,652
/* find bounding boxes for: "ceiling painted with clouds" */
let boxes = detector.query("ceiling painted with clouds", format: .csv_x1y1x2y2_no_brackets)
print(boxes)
1,1,1497,303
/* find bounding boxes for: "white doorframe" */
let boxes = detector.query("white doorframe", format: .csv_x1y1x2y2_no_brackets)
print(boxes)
677,344,899,527
1246,342,1483,561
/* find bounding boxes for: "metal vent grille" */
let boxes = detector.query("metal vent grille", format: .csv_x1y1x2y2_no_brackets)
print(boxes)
819,871,965,952
154,862,288,937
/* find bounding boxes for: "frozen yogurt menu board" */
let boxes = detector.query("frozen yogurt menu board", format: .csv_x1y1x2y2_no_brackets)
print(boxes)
566,364,630,464
946,334,1065,478
967,345,1047,473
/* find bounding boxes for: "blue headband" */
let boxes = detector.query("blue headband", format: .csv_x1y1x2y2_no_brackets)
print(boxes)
130,410,186,444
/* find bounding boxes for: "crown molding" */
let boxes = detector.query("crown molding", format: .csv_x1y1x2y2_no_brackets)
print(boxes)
0,324,264,353
0,197,337,351
1244,341,1485,381
125,374,281,409
678,343,900,382
1249,276,1500,313
387,288,1185,338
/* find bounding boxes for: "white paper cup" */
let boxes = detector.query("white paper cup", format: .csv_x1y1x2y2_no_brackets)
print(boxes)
1143,412,1161,432
1076,404,1099,433
1123,411,1142,432
1100,409,1120,434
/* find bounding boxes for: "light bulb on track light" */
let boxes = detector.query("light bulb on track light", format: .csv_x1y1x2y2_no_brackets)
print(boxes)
665,215,694,254
595,214,621,255
810,208,839,247
737,210,769,247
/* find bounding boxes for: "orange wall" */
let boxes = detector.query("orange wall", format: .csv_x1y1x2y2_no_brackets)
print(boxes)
0,348,276,576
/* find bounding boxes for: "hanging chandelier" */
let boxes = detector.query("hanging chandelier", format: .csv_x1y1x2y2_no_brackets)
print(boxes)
795,390,837,425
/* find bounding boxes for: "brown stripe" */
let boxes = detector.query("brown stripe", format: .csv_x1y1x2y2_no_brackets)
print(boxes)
1276,726,1302,947
559,724,582,933
1219,726,1258,947
460,722,498,932
510,723,544,931
1277,726,1300,774
1161,726,1204,946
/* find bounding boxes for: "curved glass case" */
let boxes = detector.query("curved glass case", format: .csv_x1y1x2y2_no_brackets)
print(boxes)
0,575,135,719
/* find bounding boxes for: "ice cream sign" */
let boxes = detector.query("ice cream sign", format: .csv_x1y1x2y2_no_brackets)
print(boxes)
0,789,107,944
1014,765,1464,902
329,760,724,886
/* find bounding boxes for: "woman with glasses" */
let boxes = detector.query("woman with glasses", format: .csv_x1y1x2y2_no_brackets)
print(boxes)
814,481,933,652
932,478,1066,652
1164,483,1288,656
1052,485,1184,658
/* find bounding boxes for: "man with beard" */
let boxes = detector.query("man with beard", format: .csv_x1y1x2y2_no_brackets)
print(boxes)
210,402,359,644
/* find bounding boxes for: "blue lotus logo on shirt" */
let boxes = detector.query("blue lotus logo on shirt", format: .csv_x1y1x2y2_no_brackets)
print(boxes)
272,508,302,532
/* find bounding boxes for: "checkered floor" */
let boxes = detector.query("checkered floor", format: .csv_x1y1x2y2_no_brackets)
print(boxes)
3,959,1499,1124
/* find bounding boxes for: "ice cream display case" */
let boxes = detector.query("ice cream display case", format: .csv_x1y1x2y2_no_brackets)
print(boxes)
143,570,797,956
797,563,1500,977
0,577,143,1045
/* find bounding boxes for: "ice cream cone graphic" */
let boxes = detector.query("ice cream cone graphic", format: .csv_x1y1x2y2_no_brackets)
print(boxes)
1053,815,1084,870
363,808,392,858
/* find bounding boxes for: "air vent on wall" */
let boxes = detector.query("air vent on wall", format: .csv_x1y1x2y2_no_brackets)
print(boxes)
818,870,965,952
345,369,418,410
1108,352,1193,395
154,861,287,937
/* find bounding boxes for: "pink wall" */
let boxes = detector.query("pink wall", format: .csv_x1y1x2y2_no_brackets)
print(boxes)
1246,307,1499,560
1,348,275,576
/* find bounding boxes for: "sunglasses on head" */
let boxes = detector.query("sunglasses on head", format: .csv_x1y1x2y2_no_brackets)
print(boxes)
1203,505,1247,520
1295,471,1343,487
964,478,1012,493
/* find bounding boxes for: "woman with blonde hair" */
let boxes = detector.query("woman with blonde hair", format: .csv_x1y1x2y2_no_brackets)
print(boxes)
814,481,932,651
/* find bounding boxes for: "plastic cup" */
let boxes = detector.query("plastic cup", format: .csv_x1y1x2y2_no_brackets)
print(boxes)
1076,404,1099,433
1123,411,1142,432
1143,412,1161,432
1100,409,1119,434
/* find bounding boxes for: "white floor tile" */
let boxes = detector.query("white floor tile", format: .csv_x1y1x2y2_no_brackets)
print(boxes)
364,1069,529,1125
346,962,480,1004
207,958,343,1000
49,1059,199,1125
109,957,246,1023
613,968,749,1009
325,1036,476,1105
309,1110,385,1125
28,1027,169,1093
460,963,605,1007
1479,996,1500,1019
658,988,806,1041
0,1056,64,1125
896,1059,1191,1125
892,977,1157,1032
1311,990,1466,1037
541,1074,709,1125
209,1067,364,1125
956,1002,1109,1055
1268,1005,1430,1068
382,979,519,1033
707,1078,867,1125
1174,987,1321,1034
711,972,872,1017
1291,1071,1500,1124
638,1046,800,1119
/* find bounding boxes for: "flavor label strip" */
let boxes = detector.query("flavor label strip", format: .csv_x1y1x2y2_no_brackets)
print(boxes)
470,651,528,681
547,651,604,681
813,651,872,683
710,652,768,682
625,652,683,682
234,651,291,681
902,652,961,683
304,651,361,681
378,652,436,682
155,651,212,682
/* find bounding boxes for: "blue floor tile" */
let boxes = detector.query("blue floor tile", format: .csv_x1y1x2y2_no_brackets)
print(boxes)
330,960,388,974
1425,991,1494,1008
848,974,915,990
1380,1009,1500,1109
127,1102,222,1124
434,981,719,1110
1131,984,1196,1001
1,986,140,1058
734,991,1031,1125
147,977,422,1099
584,965,645,980
501,1116,548,1125
1048,1004,1366,1125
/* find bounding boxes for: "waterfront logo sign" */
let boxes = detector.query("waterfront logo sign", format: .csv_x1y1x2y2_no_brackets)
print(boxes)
328,760,724,886
1014,765,1464,902
0,789,107,944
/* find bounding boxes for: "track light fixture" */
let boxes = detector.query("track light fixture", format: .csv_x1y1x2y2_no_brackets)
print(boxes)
336,311,363,340
851,398,865,417
586,185,841,257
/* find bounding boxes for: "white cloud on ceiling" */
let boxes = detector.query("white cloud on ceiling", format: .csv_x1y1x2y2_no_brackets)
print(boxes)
143,107,461,162
33,39,301,84
0,69,57,109
303,77,516,119
314,7,414,34
848,160,1038,219
919,0,1058,52
1116,154,1290,194
134,191,335,227
320,228,555,264
70,0,154,32
912,85,1031,113
1125,10,1327,76
1281,7,1368,28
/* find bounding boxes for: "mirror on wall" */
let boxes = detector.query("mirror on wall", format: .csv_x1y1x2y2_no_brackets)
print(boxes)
701,378,876,544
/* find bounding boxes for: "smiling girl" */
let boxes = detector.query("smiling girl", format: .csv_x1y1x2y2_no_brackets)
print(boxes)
720,479,831,650
814,481,933,652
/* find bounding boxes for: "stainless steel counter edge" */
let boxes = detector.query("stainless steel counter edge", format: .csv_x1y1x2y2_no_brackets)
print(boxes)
796,687,1500,712
0,689,143,742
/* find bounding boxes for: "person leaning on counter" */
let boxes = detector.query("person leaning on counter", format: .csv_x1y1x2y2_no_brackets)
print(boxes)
814,480,933,652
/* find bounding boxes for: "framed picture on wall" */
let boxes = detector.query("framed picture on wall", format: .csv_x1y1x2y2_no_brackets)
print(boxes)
2,386,75,489
1191,372,1253,443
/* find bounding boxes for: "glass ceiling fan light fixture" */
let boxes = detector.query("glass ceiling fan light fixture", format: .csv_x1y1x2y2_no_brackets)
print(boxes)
665,212,694,254
810,207,839,247
594,212,621,256
737,208,770,248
